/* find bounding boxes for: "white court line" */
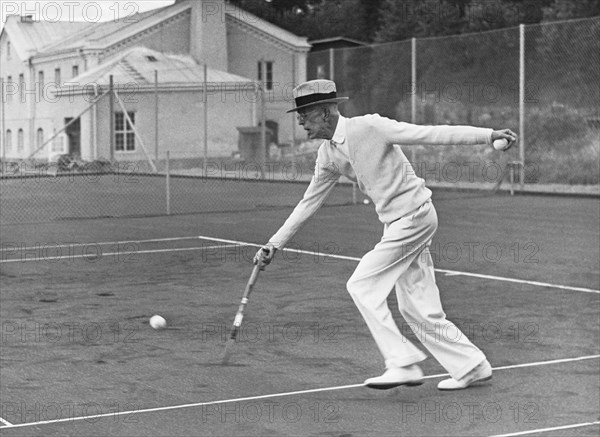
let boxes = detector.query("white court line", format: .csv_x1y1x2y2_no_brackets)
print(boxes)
488,421,600,437
2,354,598,430
196,235,600,294
0,236,203,252
1,234,598,294
0,383,365,429
435,269,600,294
491,354,600,371
0,244,239,264
0,417,13,426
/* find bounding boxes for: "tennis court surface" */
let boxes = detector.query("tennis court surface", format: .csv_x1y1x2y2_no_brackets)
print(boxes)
0,190,598,436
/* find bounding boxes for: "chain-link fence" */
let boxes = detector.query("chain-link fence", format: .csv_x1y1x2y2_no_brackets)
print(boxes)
1,18,598,225
524,18,600,184
324,17,599,187
0,153,357,224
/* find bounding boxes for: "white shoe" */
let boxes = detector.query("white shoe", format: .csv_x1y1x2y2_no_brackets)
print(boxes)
364,365,424,390
437,359,492,390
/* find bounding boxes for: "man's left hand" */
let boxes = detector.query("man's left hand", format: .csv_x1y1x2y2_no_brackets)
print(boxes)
491,129,518,151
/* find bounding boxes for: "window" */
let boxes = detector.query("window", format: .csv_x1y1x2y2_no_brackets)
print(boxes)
38,71,44,98
5,130,12,152
54,68,61,85
6,41,10,60
257,61,273,90
72,65,79,78
6,76,12,103
52,133,65,153
17,128,24,151
115,112,135,151
18,74,24,102
146,56,157,62
37,128,44,149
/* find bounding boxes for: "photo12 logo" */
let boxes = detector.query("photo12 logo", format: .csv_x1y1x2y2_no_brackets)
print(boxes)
201,401,339,424
1,2,142,25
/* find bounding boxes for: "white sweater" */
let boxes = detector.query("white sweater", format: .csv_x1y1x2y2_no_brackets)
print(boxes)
269,114,493,249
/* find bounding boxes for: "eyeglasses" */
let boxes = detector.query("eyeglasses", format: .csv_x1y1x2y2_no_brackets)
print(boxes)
296,108,321,122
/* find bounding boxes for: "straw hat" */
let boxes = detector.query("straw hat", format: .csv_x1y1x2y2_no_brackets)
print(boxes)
287,79,349,113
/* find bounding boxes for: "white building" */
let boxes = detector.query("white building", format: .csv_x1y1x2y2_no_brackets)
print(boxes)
0,0,311,163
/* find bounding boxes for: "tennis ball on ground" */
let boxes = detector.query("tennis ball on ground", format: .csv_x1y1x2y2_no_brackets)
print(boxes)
149,315,167,329
363,199,370,205
493,138,509,151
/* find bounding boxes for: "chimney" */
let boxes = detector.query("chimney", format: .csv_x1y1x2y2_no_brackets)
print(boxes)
189,0,228,71
21,15,34,23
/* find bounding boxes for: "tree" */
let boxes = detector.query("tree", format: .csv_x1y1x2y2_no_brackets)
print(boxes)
542,0,600,21
374,0,471,42
230,0,376,42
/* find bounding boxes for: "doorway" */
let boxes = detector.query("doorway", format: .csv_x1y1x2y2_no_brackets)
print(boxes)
64,117,81,158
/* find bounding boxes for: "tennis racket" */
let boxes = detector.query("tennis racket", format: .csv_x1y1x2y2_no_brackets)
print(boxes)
221,248,268,364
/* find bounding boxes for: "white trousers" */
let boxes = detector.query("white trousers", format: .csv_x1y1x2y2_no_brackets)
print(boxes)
346,200,486,380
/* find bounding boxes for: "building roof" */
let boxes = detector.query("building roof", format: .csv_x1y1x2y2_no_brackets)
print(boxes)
2,0,311,59
1,15,90,59
62,46,254,92
308,36,368,52
40,4,189,55
225,4,311,50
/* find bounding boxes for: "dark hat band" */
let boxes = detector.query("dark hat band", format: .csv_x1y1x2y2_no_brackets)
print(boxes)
295,91,337,109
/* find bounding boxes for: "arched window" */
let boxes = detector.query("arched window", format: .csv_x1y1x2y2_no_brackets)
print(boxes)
6,76,12,103
17,128,24,151
37,128,44,150
5,130,12,152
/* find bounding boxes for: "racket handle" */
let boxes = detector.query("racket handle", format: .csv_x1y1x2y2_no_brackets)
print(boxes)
233,313,243,328
228,324,240,341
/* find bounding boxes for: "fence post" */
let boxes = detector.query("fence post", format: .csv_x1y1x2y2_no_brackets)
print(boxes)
109,75,115,161
1,77,5,161
260,60,267,180
166,151,171,215
203,64,208,177
509,162,515,196
519,24,525,190
155,70,159,160
329,48,335,81
411,37,417,165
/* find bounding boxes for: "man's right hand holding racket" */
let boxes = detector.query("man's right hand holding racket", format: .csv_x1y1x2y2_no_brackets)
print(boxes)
254,244,276,269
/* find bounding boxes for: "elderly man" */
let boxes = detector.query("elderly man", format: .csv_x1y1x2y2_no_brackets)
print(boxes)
254,79,516,390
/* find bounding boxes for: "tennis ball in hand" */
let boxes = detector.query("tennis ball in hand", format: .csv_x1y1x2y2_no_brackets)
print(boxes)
149,315,167,329
493,138,509,151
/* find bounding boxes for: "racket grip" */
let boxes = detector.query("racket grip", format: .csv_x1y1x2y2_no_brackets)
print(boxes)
256,247,271,271
228,325,240,341
233,313,243,327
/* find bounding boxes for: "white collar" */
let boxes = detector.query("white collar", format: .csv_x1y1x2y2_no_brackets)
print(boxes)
330,115,346,145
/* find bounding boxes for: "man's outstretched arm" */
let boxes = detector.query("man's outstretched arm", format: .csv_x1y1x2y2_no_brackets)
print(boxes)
374,115,517,150
254,148,341,268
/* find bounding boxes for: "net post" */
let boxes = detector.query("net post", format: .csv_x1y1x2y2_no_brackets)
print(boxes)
166,151,171,215
352,182,357,205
